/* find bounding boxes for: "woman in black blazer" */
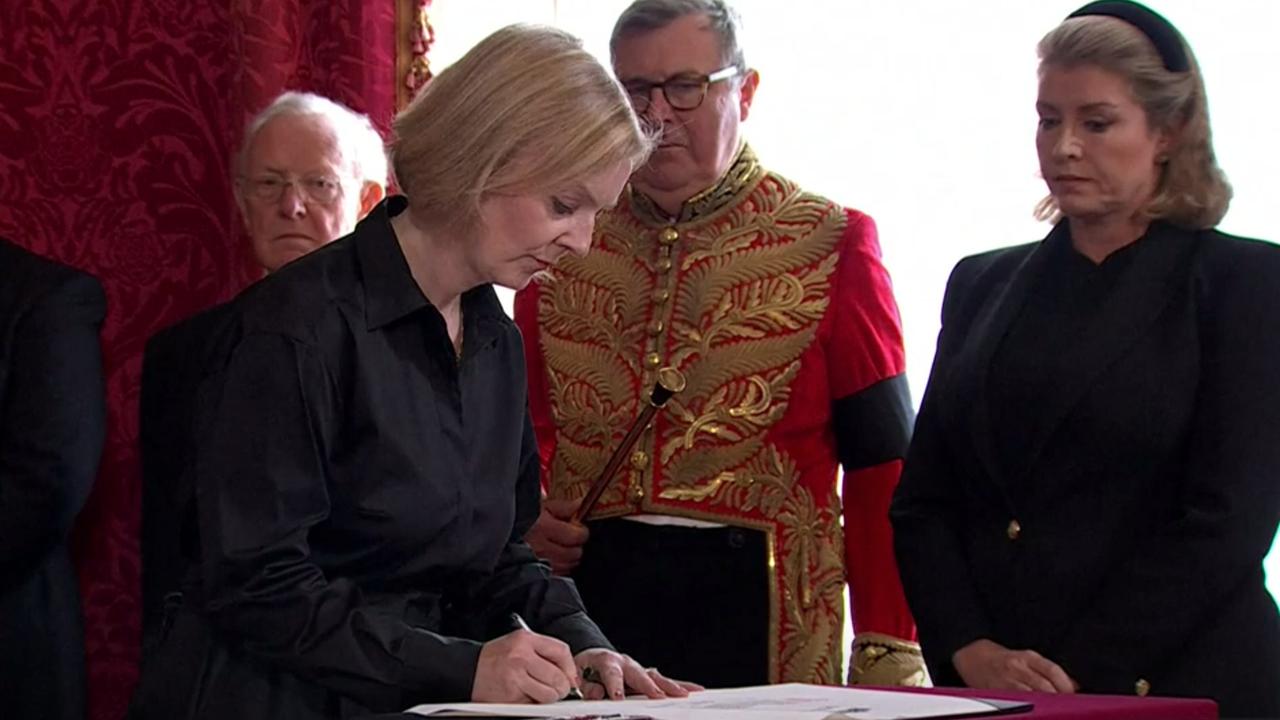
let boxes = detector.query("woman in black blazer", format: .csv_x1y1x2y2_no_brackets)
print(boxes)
890,2,1280,717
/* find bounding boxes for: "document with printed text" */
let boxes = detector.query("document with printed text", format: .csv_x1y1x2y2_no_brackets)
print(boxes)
405,682,1031,719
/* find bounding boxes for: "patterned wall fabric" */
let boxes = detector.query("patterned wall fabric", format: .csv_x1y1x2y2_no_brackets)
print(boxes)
0,1,397,717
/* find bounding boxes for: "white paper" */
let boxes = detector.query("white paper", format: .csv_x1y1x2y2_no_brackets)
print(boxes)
405,682,1009,719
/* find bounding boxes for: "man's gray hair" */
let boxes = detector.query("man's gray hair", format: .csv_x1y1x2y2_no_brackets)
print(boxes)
237,91,388,187
610,0,747,73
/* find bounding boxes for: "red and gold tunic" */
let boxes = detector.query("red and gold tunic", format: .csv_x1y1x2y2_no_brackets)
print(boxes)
515,145,920,684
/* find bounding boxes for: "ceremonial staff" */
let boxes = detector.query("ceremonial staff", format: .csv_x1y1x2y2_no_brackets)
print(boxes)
571,366,686,523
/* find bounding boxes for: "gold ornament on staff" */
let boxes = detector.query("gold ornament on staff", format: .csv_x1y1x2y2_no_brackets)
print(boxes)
571,367,686,523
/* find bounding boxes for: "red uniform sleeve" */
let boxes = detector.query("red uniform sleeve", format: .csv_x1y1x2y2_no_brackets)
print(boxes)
827,210,916,642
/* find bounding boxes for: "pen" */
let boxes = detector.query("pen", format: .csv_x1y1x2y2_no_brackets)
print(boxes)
511,612,585,701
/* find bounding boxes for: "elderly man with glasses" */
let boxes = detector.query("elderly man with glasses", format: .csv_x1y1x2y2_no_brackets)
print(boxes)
137,92,385,664
514,0,923,690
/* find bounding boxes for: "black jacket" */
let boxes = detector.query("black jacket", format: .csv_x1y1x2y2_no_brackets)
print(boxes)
892,222,1280,718
0,237,106,720
138,301,236,658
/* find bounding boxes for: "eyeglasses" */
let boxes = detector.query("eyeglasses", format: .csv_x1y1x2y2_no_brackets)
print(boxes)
241,174,345,205
622,65,742,112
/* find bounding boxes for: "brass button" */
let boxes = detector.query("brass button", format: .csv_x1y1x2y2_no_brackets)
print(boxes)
648,319,664,335
656,257,673,273
659,227,679,244
652,288,670,303
644,352,661,370
1135,678,1151,697
1006,519,1022,541
630,451,649,469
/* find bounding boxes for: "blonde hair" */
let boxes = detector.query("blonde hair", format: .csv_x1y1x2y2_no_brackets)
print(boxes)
390,25,654,231
1034,15,1231,229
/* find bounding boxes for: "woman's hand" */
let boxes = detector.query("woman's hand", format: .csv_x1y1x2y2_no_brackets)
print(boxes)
525,498,589,575
953,639,1077,693
574,648,704,700
472,628,580,703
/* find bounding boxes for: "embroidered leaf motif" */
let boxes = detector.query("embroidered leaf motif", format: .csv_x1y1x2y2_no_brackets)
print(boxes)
538,160,855,684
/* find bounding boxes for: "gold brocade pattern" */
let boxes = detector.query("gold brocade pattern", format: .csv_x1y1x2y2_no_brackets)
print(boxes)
848,632,926,686
395,0,435,109
537,145,847,683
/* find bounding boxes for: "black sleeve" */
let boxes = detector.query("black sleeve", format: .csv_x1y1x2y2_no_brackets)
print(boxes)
138,305,236,649
196,331,484,709
890,258,994,683
464,407,613,654
0,272,106,592
139,327,190,643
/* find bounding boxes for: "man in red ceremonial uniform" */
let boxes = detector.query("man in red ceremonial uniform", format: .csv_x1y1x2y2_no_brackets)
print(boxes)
515,0,922,687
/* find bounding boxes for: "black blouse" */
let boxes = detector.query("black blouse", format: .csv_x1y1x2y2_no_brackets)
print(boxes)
188,196,608,710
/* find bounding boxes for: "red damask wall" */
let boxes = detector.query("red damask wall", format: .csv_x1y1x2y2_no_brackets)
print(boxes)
0,2,397,717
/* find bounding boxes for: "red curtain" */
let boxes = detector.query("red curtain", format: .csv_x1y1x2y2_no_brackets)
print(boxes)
0,1,400,718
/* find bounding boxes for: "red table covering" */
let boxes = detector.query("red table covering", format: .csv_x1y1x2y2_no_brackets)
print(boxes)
894,685,1218,719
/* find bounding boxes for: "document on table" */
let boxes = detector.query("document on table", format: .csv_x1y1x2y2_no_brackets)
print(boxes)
404,682,1031,719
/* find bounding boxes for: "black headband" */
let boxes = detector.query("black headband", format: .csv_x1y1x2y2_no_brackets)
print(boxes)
1067,0,1190,73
